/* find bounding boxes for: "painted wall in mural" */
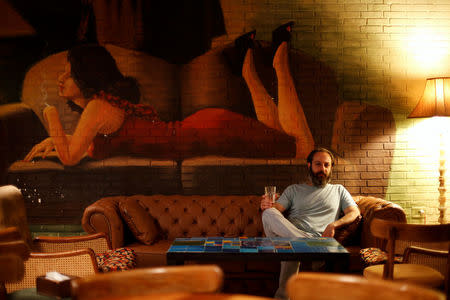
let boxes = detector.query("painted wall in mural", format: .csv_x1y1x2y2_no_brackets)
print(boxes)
0,0,396,224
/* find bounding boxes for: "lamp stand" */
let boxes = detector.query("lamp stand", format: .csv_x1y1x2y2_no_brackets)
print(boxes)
438,132,447,224
408,77,450,223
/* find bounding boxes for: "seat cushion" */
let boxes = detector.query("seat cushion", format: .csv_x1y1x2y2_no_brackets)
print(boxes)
363,263,445,288
128,240,172,267
96,248,137,272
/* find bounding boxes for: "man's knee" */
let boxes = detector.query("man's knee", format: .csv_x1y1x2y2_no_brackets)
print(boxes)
262,208,278,235
262,207,279,224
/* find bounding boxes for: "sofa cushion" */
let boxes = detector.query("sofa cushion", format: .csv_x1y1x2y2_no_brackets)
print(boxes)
334,214,362,246
124,195,264,240
119,198,159,245
128,240,171,267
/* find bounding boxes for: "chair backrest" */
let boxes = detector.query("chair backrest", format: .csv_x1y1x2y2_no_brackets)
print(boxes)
5,249,98,293
0,185,32,248
71,264,224,300
287,272,445,300
370,218,450,279
0,227,30,261
370,218,450,244
0,227,31,298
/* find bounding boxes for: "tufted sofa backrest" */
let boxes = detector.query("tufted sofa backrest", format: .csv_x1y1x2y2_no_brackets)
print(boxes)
126,195,264,240
82,194,406,249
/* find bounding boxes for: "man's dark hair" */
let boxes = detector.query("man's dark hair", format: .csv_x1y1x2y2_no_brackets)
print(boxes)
306,148,335,167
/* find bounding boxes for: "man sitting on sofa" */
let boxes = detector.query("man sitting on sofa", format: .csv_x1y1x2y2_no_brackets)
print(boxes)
261,147,361,299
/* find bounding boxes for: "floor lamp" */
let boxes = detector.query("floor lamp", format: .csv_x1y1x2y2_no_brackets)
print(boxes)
408,77,450,224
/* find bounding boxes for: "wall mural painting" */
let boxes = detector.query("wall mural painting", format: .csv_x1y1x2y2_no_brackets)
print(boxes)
0,1,395,224
24,27,311,165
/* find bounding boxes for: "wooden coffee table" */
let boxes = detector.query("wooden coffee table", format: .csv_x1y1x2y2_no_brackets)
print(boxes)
166,237,349,272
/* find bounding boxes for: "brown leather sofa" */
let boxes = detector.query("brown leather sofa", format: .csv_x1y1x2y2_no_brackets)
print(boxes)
82,194,406,296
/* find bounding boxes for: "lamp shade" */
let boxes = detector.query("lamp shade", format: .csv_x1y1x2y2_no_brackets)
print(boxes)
408,77,450,118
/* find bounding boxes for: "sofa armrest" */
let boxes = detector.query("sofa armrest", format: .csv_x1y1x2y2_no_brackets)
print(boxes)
353,196,406,249
82,197,126,249
0,103,47,182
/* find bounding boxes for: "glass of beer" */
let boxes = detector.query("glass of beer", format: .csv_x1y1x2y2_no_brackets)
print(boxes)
264,186,276,203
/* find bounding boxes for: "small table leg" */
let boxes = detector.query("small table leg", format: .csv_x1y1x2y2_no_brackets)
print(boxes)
166,258,184,266
324,256,350,273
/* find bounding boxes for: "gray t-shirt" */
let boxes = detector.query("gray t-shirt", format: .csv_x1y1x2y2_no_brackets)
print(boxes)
276,183,356,237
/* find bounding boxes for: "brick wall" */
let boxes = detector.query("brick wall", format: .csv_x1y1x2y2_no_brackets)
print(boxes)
215,0,450,223
2,0,449,230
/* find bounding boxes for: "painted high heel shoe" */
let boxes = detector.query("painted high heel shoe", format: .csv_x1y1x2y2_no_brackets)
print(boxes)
223,30,256,76
272,21,294,57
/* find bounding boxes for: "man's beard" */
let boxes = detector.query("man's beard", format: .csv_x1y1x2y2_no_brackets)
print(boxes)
308,167,332,187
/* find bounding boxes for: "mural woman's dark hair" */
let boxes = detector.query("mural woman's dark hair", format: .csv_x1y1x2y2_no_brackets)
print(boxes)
67,44,140,103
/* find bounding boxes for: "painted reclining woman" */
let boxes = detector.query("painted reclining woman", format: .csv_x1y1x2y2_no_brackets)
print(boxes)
24,22,314,166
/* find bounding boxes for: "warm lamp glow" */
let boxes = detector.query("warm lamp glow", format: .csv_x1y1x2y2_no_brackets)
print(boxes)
408,77,450,224
405,29,448,73
407,118,450,160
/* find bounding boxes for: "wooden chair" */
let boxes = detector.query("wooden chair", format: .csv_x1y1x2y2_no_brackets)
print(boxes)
70,264,224,300
287,272,445,300
0,185,112,293
0,227,30,263
0,227,30,300
363,218,450,298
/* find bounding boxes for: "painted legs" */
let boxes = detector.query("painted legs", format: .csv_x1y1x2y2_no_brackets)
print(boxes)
241,39,314,158
273,42,315,158
242,48,283,132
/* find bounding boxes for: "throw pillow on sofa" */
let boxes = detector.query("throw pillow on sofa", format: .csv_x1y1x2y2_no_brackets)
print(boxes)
119,198,159,245
96,248,137,272
359,247,403,267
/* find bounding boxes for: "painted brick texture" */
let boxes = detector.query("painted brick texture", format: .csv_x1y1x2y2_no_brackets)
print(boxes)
217,0,450,223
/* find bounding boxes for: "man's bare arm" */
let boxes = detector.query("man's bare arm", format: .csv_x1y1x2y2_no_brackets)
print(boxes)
260,194,286,213
322,205,360,237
